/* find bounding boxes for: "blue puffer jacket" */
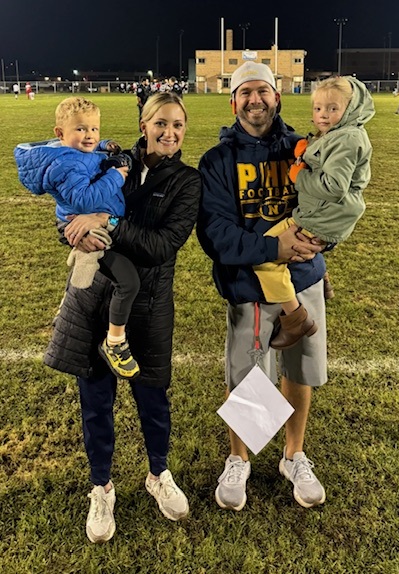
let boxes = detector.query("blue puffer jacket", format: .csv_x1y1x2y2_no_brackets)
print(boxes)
14,139,125,221
197,116,325,305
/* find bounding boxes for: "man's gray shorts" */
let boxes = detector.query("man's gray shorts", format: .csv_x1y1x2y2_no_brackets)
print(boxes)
225,280,327,390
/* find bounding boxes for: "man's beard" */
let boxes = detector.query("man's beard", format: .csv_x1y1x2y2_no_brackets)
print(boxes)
238,105,276,129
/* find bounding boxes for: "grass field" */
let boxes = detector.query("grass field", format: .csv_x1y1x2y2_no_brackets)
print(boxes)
1,91,399,574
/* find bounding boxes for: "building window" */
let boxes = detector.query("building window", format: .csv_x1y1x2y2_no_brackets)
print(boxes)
229,59,238,65
197,58,206,64
223,78,229,88
294,58,303,64
262,59,271,65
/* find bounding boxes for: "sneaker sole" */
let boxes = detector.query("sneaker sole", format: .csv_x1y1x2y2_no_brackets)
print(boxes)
293,486,326,508
98,344,140,380
215,486,247,511
86,521,116,543
279,459,326,508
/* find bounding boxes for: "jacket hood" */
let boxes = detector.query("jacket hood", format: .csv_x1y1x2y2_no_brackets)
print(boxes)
332,77,375,131
219,115,298,151
14,139,71,195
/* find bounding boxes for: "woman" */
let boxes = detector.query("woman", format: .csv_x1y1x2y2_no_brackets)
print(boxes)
44,92,202,543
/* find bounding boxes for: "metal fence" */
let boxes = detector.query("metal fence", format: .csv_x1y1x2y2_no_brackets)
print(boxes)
301,80,399,94
1,79,399,96
0,81,135,95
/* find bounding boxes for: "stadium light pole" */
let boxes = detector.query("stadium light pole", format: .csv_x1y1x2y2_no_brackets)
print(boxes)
179,29,184,80
156,36,160,78
334,18,348,75
387,31,392,79
239,22,250,49
1,58,5,89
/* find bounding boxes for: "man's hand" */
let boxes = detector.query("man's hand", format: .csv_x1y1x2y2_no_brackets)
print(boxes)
277,225,323,262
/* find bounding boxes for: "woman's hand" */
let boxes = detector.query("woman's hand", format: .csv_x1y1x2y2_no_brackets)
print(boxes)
65,213,108,246
278,225,324,262
76,234,107,253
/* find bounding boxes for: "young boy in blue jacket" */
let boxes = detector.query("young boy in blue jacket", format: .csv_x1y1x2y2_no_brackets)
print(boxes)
14,96,140,380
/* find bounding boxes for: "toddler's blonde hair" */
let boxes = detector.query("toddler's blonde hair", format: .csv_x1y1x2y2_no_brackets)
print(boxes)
55,97,100,126
311,76,353,104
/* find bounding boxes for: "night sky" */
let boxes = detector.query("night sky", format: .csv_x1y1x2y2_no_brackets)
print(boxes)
1,0,398,79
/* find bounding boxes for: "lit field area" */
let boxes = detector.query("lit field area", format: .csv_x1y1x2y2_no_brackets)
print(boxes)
1,92,399,573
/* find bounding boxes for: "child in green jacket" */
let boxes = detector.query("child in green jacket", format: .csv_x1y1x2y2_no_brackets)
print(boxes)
254,76,375,350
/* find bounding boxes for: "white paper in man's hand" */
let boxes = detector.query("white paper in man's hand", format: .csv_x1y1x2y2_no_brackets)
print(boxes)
217,365,295,455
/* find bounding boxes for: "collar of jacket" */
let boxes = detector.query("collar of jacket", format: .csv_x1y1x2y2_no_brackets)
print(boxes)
130,135,182,168
219,115,299,151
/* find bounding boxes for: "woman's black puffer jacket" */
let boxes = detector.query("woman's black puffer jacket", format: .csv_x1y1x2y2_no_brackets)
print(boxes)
44,139,202,387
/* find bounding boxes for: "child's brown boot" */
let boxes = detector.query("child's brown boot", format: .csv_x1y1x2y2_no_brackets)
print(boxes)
270,304,317,350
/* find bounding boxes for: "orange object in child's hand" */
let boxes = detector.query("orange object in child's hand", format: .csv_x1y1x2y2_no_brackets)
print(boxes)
294,139,308,158
288,161,307,183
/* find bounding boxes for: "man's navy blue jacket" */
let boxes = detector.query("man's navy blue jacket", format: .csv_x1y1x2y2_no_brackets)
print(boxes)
197,116,325,305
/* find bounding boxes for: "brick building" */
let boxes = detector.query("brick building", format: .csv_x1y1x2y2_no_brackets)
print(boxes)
195,29,305,93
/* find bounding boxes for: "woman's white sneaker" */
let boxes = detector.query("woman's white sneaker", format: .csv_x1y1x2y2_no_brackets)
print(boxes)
145,469,189,521
86,483,116,543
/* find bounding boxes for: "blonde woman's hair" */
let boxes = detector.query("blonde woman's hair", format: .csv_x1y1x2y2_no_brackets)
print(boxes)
311,76,353,104
55,97,100,125
141,92,187,124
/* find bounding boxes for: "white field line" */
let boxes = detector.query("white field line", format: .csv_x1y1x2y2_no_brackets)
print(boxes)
0,349,398,375
176,354,399,374
365,201,399,209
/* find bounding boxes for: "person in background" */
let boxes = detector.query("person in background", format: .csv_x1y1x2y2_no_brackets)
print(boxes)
44,92,202,543
254,76,374,350
393,86,399,114
197,62,327,512
169,76,183,97
13,83,20,98
136,78,151,127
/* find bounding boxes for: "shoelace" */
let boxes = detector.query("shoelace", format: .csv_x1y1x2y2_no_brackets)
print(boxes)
87,492,108,522
88,490,107,522
290,457,316,483
219,460,247,484
152,476,178,500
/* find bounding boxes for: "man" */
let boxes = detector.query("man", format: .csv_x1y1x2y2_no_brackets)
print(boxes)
13,83,20,99
136,78,151,127
168,76,183,97
196,62,327,510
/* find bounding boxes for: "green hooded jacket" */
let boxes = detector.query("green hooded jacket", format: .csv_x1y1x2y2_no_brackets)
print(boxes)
293,77,375,243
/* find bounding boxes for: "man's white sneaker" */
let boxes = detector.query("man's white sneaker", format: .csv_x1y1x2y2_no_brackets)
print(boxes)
145,469,189,521
215,455,251,511
86,483,116,543
279,447,326,508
